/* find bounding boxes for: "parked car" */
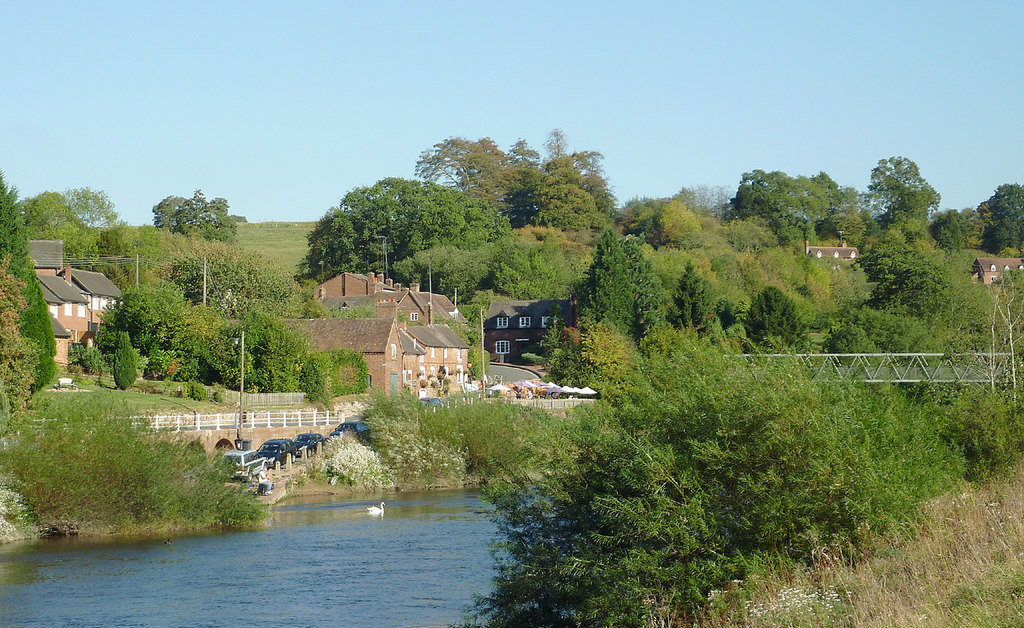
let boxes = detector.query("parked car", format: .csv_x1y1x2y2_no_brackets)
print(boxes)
420,397,443,411
293,432,327,458
254,439,298,466
222,449,267,481
329,421,370,442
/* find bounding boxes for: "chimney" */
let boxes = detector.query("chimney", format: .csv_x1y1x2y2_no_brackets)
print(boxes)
373,281,383,294
385,278,393,288
841,238,847,248
394,282,402,292
62,265,72,285
804,239,810,254
410,282,420,292
377,272,384,284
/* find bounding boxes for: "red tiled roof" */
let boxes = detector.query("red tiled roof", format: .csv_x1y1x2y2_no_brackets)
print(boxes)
289,318,395,353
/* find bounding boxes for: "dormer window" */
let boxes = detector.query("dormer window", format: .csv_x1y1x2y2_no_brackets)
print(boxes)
541,316,552,328
1005,265,1011,271
833,251,840,258
850,251,856,259
519,316,531,328
991,264,998,272
496,316,509,329
816,251,822,258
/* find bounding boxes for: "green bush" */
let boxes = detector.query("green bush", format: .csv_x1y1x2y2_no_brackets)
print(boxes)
473,330,964,625
519,352,546,365
69,345,108,375
185,380,206,402
0,397,266,533
112,331,137,390
940,387,1024,482
300,353,331,406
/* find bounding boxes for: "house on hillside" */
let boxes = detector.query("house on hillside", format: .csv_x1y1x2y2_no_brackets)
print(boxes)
38,273,90,344
29,240,64,274
316,271,464,323
805,240,858,261
972,257,1024,284
57,267,121,344
484,299,576,364
292,318,403,393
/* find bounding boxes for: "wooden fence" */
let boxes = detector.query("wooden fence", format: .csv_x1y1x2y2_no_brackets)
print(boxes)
218,390,307,407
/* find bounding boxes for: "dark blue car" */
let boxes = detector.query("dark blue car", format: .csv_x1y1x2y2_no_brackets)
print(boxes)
329,421,370,441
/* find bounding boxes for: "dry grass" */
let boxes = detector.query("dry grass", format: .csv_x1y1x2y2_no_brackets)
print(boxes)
699,465,1024,627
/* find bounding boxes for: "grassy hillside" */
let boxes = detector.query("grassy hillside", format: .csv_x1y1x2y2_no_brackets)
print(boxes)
235,221,314,276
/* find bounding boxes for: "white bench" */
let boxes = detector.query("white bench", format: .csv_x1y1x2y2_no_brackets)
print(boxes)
56,377,76,389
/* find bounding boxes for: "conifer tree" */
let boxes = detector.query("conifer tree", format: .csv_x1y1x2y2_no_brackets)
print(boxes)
580,229,665,342
113,331,137,390
0,171,55,391
672,261,715,330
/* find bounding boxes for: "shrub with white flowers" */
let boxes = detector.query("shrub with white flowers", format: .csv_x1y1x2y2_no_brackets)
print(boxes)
315,438,395,491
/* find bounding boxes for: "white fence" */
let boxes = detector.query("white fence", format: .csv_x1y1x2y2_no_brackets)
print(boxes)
147,403,364,432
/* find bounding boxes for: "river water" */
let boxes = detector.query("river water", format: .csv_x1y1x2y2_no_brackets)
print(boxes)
0,489,496,627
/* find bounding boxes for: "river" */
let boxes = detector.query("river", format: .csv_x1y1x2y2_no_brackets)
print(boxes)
0,489,496,627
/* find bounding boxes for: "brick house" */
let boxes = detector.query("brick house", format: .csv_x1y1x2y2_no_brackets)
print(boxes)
292,318,404,393
399,324,470,392
484,299,576,364
972,257,1024,285
29,240,64,275
57,267,121,344
38,273,91,344
50,316,72,366
805,240,859,261
316,271,464,323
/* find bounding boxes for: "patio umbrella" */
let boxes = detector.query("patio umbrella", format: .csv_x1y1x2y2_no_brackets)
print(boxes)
578,386,598,395
487,384,510,392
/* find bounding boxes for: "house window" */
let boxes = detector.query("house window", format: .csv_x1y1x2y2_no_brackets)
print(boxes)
496,316,509,329
495,340,510,354
49,305,58,317
443,348,448,359
457,350,462,363
391,343,397,360
833,251,840,258
64,303,72,316
519,316,531,328
419,354,424,363
410,312,419,321
992,264,998,271
78,304,86,317
431,347,435,358
541,316,551,328
850,251,856,259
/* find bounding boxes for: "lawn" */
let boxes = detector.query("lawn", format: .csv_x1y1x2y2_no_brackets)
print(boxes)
36,375,240,416
235,221,315,276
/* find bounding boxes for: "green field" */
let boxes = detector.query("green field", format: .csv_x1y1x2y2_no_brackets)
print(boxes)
235,221,315,275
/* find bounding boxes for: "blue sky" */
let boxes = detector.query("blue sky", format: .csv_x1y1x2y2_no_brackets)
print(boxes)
3,2,1022,225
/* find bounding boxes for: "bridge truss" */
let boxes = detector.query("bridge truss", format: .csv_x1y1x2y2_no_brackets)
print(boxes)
739,353,1008,384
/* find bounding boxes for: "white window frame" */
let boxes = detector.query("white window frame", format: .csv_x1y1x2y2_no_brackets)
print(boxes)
496,316,509,329
495,340,510,354
519,316,531,328
410,312,419,321
78,304,86,317
443,348,448,359
391,343,397,360
541,316,551,328
64,303,72,316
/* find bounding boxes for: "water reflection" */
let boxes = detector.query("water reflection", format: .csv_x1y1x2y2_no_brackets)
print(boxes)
0,489,494,627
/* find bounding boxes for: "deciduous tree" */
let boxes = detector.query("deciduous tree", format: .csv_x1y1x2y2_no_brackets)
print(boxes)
868,156,940,234
980,184,1024,254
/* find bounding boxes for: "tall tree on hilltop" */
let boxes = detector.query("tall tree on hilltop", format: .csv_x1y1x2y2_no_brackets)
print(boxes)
152,190,236,243
980,183,1024,254
0,171,55,391
868,156,940,235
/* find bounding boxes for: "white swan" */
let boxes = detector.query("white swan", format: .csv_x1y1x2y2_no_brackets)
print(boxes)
367,501,385,515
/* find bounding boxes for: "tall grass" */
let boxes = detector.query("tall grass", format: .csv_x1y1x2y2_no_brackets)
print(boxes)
699,462,1024,626
361,392,551,489
0,397,266,535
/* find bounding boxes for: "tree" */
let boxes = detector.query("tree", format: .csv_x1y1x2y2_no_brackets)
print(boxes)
671,262,715,330
980,184,1024,254
302,178,511,279
856,240,950,317
728,170,832,244
113,331,137,390
415,137,510,207
152,190,236,242
868,156,940,234
299,208,360,280
0,171,55,391
63,187,120,228
745,286,806,348
931,209,971,251
579,230,665,342
166,246,300,318
0,258,37,421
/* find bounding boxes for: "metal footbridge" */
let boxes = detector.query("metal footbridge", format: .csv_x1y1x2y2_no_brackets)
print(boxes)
739,353,1008,384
